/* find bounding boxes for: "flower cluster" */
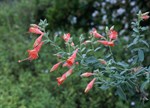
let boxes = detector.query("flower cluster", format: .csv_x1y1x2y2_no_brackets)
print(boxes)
90,26,118,47
18,24,44,62
18,11,150,99
18,24,118,93
50,33,96,93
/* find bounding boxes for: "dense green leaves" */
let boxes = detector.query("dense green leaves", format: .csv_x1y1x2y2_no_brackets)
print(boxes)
116,86,127,100
83,56,101,69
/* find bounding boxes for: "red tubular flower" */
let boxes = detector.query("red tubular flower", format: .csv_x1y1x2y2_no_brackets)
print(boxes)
18,49,38,63
27,49,38,60
34,41,44,52
84,78,96,93
141,15,149,20
97,40,114,47
107,41,115,47
80,72,93,77
56,77,66,86
97,40,108,45
18,42,43,63
62,33,71,42
109,30,118,40
62,62,71,68
33,34,44,48
66,49,78,67
56,68,73,85
50,62,62,72
91,28,104,38
65,68,73,77
29,27,43,34
141,12,149,20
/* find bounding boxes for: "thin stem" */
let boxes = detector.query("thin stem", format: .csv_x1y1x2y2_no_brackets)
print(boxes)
67,42,71,53
109,46,114,60
48,39,64,52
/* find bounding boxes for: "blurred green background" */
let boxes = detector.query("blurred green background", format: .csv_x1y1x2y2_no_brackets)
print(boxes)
0,0,150,108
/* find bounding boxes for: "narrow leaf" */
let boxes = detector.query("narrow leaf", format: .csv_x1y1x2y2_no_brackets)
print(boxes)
116,86,127,100
139,40,149,48
138,49,144,62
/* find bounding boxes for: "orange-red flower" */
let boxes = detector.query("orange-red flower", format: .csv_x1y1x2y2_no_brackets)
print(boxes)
107,41,115,47
66,49,78,67
80,72,93,77
27,49,39,60
18,49,38,63
84,78,96,93
141,12,149,20
50,62,62,72
91,28,104,38
62,62,71,68
56,68,73,85
97,40,114,47
109,30,118,40
141,15,149,20
33,34,44,48
62,33,71,42
29,27,43,34
56,77,66,86
34,41,44,52
18,42,43,63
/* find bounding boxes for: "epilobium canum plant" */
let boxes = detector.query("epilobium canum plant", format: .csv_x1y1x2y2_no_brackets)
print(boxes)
18,11,150,102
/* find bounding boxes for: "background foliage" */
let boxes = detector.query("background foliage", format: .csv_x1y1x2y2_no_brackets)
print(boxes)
0,0,149,108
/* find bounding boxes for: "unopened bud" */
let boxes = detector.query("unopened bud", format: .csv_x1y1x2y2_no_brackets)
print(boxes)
99,59,107,65
142,12,149,16
110,25,114,31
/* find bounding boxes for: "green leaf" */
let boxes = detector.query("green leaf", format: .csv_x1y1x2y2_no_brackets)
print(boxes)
81,47,86,52
116,86,127,100
139,40,149,48
125,82,135,95
84,56,101,68
82,54,86,58
84,56,98,65
141,27,148,31
131,22,136,25
134,67,146,76
94,47,101,52
133,28,139,33
138,49,144,62
133,36,139,44
131,56,138,65
140,81,149,92
117,62,129,68
127,42,135,48
100,84,109,90
147,66,150,71
105,54,111,59
86,49,93,54
120,70,128,75
127,36,139,48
